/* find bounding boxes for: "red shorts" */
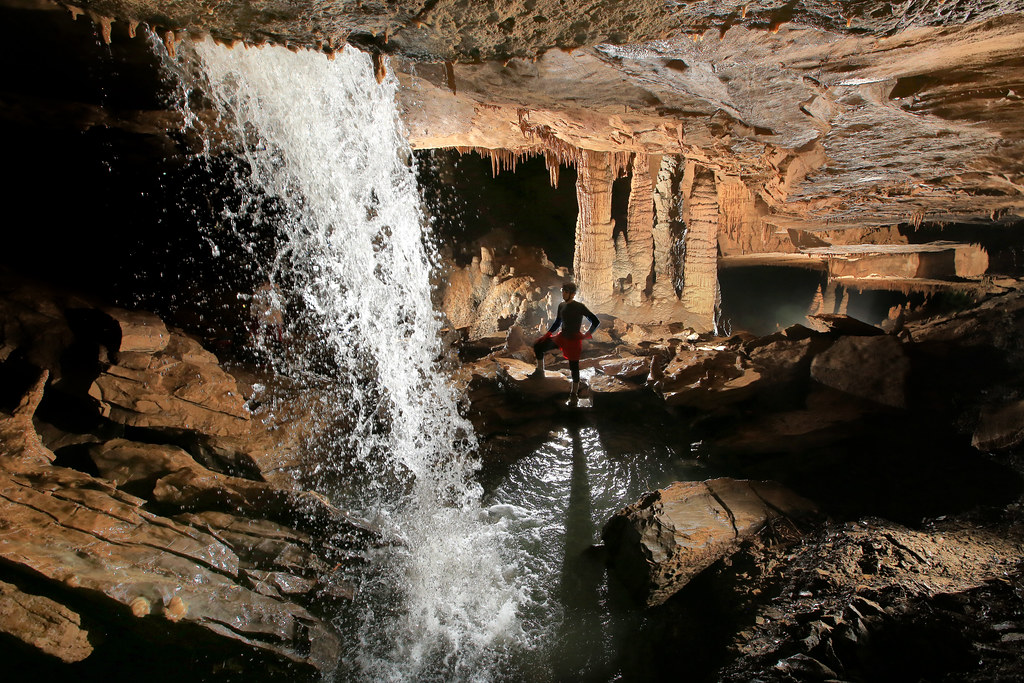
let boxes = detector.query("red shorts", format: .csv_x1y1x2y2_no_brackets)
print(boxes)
554,332,583,361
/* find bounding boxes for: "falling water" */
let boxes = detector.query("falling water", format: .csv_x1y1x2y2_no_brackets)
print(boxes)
168,40,537,680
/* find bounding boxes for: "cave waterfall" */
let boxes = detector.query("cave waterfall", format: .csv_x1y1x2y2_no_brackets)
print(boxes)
184,41,534,680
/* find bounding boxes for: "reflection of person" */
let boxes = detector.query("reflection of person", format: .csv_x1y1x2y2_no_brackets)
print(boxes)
532,282,600,403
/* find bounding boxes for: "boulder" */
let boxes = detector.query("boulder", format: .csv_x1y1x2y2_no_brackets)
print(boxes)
810,335,909,408
103,306,170,354
597,354,652,381
88,332,251,438
658,348,764,409
747,336,816,379
973,399,1024,451
602,478,818,606
0,579,92,663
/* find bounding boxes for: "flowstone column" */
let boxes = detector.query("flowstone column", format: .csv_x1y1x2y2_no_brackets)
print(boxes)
651,155,683,301
573,150,616,309
681,170,720,329
624,154,655,304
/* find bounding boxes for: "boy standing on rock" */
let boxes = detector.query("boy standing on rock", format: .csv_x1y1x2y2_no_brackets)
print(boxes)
532,281,600,404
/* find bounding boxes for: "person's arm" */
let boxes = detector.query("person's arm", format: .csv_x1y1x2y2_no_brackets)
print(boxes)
583,307,599,338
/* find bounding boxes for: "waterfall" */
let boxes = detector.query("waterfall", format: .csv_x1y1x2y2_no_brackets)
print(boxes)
168,40,538,680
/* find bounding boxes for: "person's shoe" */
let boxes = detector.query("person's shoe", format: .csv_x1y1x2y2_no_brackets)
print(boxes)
529,366,545,379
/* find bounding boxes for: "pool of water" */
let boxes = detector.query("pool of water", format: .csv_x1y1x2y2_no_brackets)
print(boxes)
477,410,714,681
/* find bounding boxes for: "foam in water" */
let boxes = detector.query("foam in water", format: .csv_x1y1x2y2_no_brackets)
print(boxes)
168,40,539,680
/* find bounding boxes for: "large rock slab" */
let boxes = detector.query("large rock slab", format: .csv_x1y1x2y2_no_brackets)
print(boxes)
810,335,909,408
90,438,374,541
89,332,251,438
0,465,339,671
0,579,92,663
602,478,818,606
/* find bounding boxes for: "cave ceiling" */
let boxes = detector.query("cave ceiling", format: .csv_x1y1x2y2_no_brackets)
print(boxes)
14,0,1024,238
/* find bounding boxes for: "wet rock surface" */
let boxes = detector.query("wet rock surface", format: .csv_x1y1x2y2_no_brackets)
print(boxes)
468,277,1024,681
0,277,365,677
602,478,819,606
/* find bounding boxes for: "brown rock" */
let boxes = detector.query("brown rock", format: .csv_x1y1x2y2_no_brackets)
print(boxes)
102,307,170,354
597,354,653,380
973,399,1024,451
810,335,909,408
0,579,92,663
0,369,54,469
659,348,763,409
806,314,886,336
90,438,374,540
0,465,338,671
88,332,251,439
602,478,818,606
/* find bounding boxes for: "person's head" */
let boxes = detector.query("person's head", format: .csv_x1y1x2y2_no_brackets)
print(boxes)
561,281,577,301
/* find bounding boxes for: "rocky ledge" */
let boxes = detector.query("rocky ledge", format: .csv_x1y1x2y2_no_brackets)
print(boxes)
0,275,367,676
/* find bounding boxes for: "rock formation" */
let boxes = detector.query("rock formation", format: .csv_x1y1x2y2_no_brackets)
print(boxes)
680,170,720,329
573,150,617,309
602,478,818,606
0,279,365,673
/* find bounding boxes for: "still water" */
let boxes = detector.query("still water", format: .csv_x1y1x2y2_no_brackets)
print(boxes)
476,408,711,681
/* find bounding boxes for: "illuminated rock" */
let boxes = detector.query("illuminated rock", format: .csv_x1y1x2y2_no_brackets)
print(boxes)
602,478,818,606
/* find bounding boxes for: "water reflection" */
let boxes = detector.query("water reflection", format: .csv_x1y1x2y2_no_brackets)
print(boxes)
483,413,710,680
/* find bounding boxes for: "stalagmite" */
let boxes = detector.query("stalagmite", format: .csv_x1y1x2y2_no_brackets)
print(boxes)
624,154,655,304
652,155,683,301
573,150,616,309
681,170,720,329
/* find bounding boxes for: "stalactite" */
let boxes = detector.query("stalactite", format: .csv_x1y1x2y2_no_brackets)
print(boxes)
573,150,616,309
651,155,683,300
128,19,138,39
681,169,719,329
97,15,113,44
624,153,655,304
372,52,387,83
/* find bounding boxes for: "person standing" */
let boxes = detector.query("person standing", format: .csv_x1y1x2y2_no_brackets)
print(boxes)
532,282,600,404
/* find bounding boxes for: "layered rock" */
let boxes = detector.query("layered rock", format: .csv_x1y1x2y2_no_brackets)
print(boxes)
602,478,818,606
0,282,364,672
0,579,92,663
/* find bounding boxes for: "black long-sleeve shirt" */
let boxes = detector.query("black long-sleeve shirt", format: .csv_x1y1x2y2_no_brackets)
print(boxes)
547,300,599,337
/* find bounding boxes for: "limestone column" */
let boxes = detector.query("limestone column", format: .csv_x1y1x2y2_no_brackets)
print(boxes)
624,154,655,304
681,170,719,329
573,150,616,309
651,155,683,300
